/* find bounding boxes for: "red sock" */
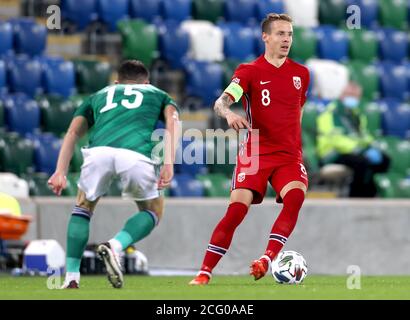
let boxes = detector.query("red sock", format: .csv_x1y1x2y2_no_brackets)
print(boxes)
200,202,249,274
264,189,305,261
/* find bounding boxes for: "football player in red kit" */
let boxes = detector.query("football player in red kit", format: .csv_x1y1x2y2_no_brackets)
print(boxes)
189,13,310,285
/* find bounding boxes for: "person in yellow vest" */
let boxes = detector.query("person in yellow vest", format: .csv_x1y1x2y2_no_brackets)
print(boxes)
316,82,390,197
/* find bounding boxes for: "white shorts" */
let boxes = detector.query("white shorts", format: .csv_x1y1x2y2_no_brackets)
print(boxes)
77,146,160,201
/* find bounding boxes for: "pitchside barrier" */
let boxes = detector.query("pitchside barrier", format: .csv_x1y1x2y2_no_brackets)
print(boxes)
17,197,410,275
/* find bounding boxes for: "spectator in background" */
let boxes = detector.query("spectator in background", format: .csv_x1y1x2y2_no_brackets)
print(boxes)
316,82,390,197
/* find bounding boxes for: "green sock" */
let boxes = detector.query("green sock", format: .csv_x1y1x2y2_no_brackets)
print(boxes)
66,214,90,273
114,210,156,250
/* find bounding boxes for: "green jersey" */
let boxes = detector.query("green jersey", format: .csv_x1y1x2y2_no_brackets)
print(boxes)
74,84,178,160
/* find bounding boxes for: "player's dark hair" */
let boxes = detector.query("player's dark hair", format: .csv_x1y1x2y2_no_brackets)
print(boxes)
117,60,150,83
261,13,293,34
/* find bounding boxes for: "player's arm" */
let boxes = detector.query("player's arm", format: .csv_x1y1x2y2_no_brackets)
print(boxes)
48,116,88,196
158,105,180,190
214,92,251,132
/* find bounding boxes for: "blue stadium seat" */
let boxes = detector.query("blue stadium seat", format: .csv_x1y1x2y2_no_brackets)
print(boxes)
253,26,265,56
26,132,62,175
224,0,256,23
0,60,6,94
61,0,97,30
377,28,408,62
315,25,349,61
161,0,192,22
158,21,189,69
170,173,205,197
184,60,223,107
218,22,255,61
130,0,161,22
255,0,284,21
345,0,378,28
3,93,40,135
42,58,75,98
8,56,43,97
0,21,13,56
13,19,47,56
380,99,410,139
97,0,129,31
175,139,208,176
377,62,408,100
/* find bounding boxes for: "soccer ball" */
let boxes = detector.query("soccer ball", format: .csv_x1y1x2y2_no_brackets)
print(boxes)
271,250,308,284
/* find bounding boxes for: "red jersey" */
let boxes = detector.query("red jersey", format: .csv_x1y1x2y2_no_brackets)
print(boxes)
226,55,310,161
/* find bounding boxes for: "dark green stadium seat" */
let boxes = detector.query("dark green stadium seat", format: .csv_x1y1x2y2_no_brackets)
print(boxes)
379,0,407,30
319,0,347,26
220,59,240,89
347,29,377,63
106,177,122,197
25,172,55,196
73,59,112,94
289,27,316,62
192,0,223,23
0,132,35,175
38,96,76,136
0,100,4,128
375,173,410,198
302,100,318,139
117,19,158,68
347,61,379,100
207,137,237,177
197,173,231,197
303,133,320,175
62,173,80,197
361,101,382,138
376,137,410,176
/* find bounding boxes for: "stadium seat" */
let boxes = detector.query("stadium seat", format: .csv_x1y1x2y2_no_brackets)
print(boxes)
0,22,13,56
62,173,80,196
289,27,317,62
0,60,6,94
192,0,223,23
161,0,192,22
220,58,240,88
0,99,4,127
379,99,410,139
347,61,379,101
375,173,410,198
129,0,161,22
158,21,189,69
224,0,256,23
8,56,43,97
378,0,407,30
347,29,377,63
315,25,349,62
181,20,224,62
379,137,410,176
197,173,231,197
302,133,320,175
207,137,237,176
62,0,98,30
73,59,111,94
345,0,378,29
377,62,407,100
184,60,223,107
284,0,319,27
42,58,76,98
218,22,255,62
3,94,40,135
175,139,208,176
170,173,205,197
27,133,62,175
117,19,158,67
38,96,75,136
13,19,47,56
319,0,346,26
24,172,55,196
97,0,129,32
255,0,285,21
301,99,319,140
0,132,35,175
361,101,382,137
377,28,408,62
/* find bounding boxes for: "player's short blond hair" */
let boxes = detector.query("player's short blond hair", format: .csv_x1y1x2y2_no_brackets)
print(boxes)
261,13,293,34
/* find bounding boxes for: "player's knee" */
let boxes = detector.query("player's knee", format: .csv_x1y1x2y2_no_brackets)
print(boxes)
282,188,305,211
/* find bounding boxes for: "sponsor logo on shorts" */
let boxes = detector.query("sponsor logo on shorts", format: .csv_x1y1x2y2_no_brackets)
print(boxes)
238,172,246,182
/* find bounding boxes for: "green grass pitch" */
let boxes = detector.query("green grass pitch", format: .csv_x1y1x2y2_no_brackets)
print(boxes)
1,274,410,300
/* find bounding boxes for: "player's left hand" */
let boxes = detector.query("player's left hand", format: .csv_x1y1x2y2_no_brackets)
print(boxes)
47,171,67,196
158,164,174,190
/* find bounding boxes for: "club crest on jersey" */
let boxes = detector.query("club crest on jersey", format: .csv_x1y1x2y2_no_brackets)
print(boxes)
293,76,301,90
237,172,246,183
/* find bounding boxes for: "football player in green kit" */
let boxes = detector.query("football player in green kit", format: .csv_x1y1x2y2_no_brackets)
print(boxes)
48,60,180,289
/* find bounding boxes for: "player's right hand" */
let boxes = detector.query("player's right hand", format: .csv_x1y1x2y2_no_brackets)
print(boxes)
226,112,252,132
47,172,67,196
